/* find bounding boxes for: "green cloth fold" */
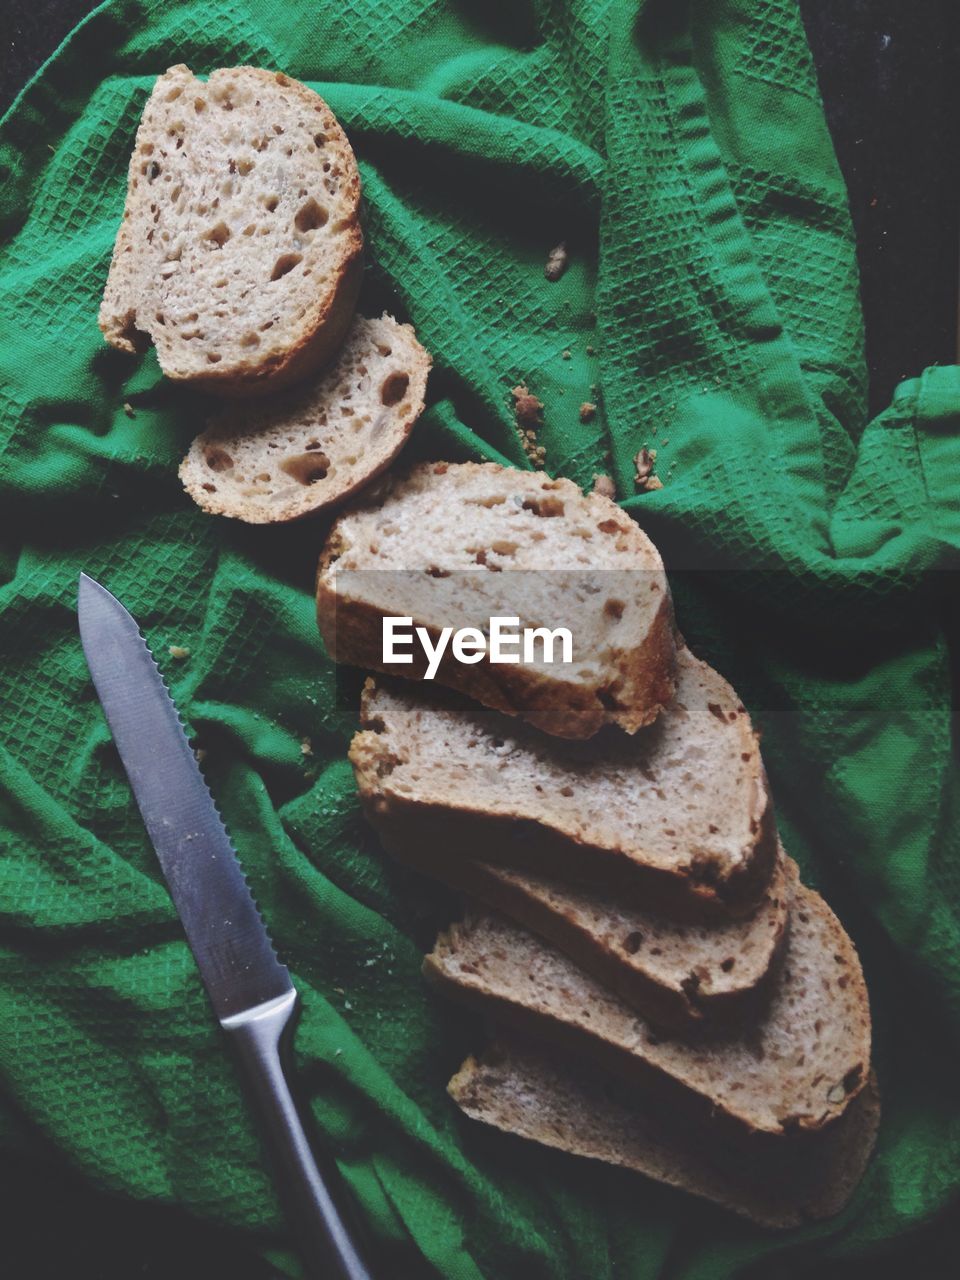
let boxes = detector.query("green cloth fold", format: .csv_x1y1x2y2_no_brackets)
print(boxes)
1,0,958,1275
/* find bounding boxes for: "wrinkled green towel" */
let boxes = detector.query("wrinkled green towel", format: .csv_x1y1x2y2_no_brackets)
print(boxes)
1,0,959,1276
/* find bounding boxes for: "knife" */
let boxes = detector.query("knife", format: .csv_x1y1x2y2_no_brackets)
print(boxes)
77,573,374,1280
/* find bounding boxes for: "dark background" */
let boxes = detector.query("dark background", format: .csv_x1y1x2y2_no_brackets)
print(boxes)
2,3,959,1278
3,1,960,416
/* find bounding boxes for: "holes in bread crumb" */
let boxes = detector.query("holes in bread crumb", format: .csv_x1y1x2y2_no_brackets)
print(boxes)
491,540,517,557
559,785,574,797
523,496,564,517
165,85,183,102
281,452,330,484
622,931,643,954
376,343,392,356
204,447,234,472
380,371,409,406
597,518,620,534
305,440,323,450
240,332,260,348
204,221,231,247
263,194,280,212
720,957,736,973
314,132,326,147
270,253,302,281
201,483,216,492
604,598,625,620
146,161,161,181
294,197,328,232
194,97,205,113
207,353,222,364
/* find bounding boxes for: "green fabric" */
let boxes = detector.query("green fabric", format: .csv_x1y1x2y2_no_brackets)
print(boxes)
1,0,959,1275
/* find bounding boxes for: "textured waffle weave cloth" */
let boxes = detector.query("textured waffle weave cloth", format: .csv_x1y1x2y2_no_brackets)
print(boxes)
1,0,959,1276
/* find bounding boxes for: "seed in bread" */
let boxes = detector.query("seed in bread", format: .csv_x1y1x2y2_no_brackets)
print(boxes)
100,65,362,396
179,314,430,522
350,645,777,915
427,861,872,1137
318,461,677,739
449,1039,880,1228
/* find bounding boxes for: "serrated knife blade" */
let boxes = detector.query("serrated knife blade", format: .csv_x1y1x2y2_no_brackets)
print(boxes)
78,573,373,1280
77,572,289,1019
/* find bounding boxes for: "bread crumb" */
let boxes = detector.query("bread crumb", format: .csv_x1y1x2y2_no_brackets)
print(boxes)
512,385,546,468
579,402,597,423
545,241,569,281
512,385,543,428
562,350,572,361
194,747,206,764
123,402,136,419
592,473,616,499
633,447,663,492
301,737,313,756
586,345,595,356
168,645,190,659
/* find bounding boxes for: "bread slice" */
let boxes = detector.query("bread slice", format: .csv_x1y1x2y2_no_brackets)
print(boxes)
449,1038,880,1228
425,862,872,1137
385,837,788,1029
317,461,677,739
100,65,362,396
179,314,429,522
350,645,777,915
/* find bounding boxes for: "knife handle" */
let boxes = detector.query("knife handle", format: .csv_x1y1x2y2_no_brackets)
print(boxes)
222,990,375,1280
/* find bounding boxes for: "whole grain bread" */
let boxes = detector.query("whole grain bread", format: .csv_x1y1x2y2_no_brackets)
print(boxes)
449,1038,880,1229
426,861,872,1138
179,314,430,522
350,645,777,916
384,836,788,1029
317,461,677,739
100,65,362,396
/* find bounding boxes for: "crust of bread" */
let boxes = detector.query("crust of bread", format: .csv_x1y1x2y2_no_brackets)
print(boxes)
100,66,362,397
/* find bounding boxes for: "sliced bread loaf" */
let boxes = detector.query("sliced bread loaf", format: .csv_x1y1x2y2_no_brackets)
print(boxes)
350,645,777,915
449,1038,880,1228
100,65,362,396
179,314,430,522
384,836,788,1029
317,461,676,739
425,862,872,1137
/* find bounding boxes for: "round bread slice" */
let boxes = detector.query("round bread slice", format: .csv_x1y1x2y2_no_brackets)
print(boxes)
179,314,430,522
350,645,777,916
427,861,872,1138
449,1039,880,1229
100,65,362,396
318,461,677,739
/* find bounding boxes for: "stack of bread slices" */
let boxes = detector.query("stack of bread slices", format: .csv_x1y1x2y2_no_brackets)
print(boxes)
102,67,877,1227
316,461,878,1228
